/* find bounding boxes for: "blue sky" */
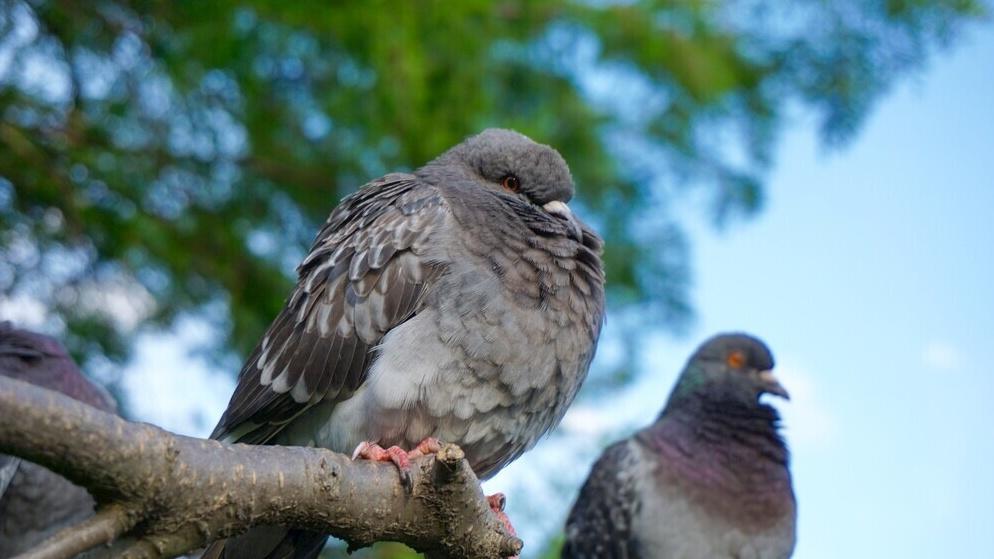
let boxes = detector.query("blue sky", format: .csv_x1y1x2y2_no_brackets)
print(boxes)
685,23,994,558
112,21,994,559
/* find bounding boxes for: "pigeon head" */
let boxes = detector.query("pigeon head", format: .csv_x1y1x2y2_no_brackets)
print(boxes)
0,321,66,359
0,321,116,412
666,333,789,410
452,128,574,204
430,128,583,239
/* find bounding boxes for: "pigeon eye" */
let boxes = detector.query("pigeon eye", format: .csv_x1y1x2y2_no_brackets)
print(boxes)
501,175,521,193
726,350,746,369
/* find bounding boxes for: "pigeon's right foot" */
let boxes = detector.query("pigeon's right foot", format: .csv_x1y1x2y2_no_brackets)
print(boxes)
351,437,442,490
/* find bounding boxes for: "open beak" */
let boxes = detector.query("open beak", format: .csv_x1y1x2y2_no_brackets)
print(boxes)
543,200,583,241
758,369,790,400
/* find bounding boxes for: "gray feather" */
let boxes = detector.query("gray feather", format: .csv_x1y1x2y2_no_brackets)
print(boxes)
0,457,20,502
562,441,643,559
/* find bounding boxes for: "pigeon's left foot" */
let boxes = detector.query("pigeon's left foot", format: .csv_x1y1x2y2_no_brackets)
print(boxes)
352,438,442,490
487,493,517,535
487,493,519,557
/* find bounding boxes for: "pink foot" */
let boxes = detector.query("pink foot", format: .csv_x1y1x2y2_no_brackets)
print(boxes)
407,436,442,459
488,493,519,558
488,492,519,558
352,437,442,490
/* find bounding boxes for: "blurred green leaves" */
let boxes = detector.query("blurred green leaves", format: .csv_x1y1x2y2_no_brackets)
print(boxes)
0,0,983,369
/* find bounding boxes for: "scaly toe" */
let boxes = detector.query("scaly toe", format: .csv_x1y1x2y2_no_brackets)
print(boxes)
487,492,507,512
408,437,443,459
487,492,518,541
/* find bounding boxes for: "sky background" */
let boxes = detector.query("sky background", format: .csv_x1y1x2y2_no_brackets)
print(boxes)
114,22,994,559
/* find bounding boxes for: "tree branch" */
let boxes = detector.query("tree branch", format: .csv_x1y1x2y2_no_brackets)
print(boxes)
0,376,522,559
16,504,138,559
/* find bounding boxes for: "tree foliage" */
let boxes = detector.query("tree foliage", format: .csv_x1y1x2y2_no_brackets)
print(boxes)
0,0,983,372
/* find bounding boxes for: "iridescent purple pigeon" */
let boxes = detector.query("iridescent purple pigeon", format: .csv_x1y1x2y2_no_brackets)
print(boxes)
0,321,117,557
563,333,795,559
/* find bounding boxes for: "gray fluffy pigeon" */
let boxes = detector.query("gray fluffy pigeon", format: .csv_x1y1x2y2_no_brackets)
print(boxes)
0,322,117,558
204,129,605,559
562,333,795,559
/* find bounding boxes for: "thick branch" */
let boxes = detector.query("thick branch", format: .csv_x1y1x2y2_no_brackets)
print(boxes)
0,376,522,559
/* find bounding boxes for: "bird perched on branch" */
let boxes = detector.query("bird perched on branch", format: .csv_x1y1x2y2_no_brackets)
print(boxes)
0,321,117,557
205,129,605,559
562,333,795,559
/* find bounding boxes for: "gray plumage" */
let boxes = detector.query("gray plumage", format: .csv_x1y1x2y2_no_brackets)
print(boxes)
563,333,795,559
0,322,117,558
205,129,605,559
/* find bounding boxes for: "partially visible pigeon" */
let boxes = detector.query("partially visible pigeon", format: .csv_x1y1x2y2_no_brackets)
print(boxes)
563,333,796,559
204,128,605,559
0,322,117,558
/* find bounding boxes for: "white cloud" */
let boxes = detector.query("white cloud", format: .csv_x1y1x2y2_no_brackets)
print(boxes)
922,340,964,371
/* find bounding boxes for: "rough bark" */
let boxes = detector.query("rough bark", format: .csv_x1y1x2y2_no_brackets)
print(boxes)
0,375,522,559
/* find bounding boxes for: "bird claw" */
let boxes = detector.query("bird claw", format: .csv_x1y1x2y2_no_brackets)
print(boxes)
487,492,507,513
487,492,519,558
408,436,442,458
351,438,443,491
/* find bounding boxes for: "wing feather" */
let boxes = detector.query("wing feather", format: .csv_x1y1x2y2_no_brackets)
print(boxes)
211,175,448,442
562,440,644,559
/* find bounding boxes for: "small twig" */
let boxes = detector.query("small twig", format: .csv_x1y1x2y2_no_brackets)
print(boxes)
12,504,137,559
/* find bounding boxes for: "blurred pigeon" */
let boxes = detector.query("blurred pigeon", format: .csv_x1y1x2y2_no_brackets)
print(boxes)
204,129,605,558
0,322,117,558
562,333,795,559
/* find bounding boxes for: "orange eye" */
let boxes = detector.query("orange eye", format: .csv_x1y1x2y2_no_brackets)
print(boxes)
501,175,521,193
727,350,746,369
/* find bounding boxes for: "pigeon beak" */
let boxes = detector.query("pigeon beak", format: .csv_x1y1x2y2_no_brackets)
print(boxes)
758,369,790,400
543,200,583,241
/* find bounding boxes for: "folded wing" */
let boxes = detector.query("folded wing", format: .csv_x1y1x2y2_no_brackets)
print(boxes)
211,174,449,443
